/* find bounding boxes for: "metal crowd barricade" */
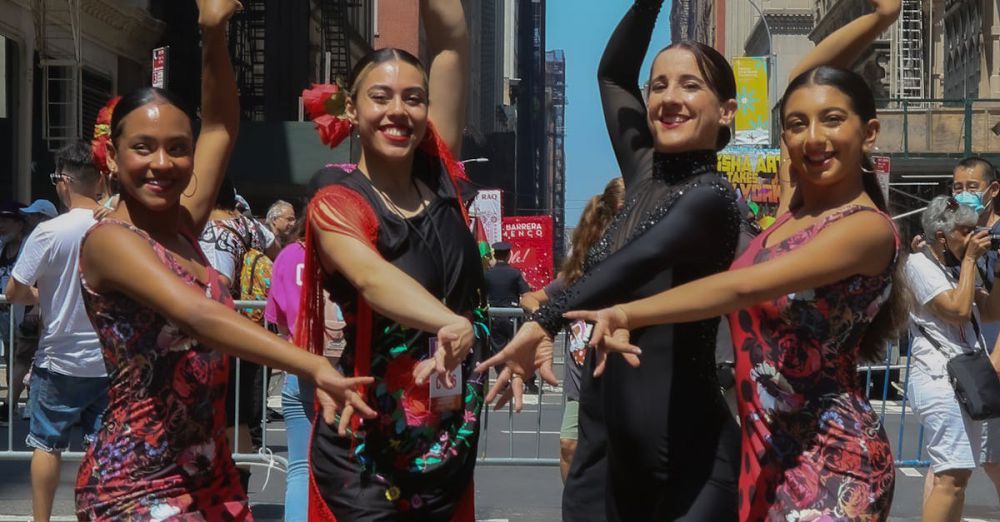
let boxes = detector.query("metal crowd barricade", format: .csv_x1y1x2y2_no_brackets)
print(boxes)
0,296,930,472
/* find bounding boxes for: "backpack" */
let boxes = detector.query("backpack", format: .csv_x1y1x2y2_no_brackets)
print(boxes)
221,223,273,324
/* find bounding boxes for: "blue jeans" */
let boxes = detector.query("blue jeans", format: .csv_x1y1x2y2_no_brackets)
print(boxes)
282,373,315,522
26,365,108,453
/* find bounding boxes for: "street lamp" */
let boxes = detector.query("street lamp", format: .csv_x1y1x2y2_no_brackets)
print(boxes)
460,157,490,164
746,0,777,146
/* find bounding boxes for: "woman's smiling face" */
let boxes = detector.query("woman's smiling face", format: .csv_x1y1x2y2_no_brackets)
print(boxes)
781,84,879,189
645,48,735,153
108,101,195,212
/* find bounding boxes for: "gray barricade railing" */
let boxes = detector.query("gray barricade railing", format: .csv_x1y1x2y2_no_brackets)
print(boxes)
0,297,930,472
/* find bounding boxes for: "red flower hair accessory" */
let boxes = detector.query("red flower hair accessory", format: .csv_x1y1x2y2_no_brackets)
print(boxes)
92,96,121,175
303,83,352,149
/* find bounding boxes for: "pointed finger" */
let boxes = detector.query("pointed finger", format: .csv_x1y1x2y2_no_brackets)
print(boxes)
338,404,354,436
588,321,610,349
321,400,338,425
486,367,512,403
511,376,525,412
475,350,510,374
342,376,375,387
594,349,608,378
413,359,436,386
539,361,559,386
603,334,641,355
494,385,513,411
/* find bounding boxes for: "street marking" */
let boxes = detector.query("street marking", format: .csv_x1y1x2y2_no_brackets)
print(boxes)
478,519,510,522
899,467,923,477
500,430,561,435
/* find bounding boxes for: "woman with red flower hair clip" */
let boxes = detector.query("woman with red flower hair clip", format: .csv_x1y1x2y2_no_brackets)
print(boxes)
73,0,376,519
296,1,523,520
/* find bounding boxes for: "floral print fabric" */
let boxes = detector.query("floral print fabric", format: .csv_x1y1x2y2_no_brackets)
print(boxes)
728,206,896,521
75,220,250,521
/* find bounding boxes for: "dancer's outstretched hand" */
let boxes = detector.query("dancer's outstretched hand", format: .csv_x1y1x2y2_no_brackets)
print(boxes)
414,315,474,387
314,366,377,436
475,322,559,412
564,306,642,376
196,0,243,29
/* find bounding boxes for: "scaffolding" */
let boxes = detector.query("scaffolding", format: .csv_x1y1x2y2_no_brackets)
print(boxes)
894,0,924,99
32,0,83,150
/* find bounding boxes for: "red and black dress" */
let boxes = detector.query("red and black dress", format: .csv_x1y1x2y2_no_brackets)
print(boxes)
299,152,489,522
729,206,897,521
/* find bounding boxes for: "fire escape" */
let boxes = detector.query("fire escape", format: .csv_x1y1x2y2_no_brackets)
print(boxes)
33,0,83,150
229,0,266,121
894,0,925,100
319,0,357,84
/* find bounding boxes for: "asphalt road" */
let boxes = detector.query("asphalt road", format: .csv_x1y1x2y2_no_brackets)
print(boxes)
0,369,998,521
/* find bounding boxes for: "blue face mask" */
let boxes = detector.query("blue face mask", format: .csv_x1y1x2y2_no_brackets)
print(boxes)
955,191,987,214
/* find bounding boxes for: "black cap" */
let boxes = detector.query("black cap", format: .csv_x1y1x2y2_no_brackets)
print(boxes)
0,201,26,220
492,241,512,252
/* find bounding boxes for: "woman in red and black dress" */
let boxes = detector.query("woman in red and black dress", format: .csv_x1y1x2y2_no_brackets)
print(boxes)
296,1,491,520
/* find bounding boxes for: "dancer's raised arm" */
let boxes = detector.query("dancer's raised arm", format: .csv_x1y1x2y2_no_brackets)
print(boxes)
787,0,901,82
422,0,469,156
182,0,242,233
598,0,663,185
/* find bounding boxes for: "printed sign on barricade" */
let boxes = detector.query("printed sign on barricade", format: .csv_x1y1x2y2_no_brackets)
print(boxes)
502,216,553,290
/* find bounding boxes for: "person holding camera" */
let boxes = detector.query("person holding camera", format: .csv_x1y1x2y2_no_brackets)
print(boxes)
906,195,1000,521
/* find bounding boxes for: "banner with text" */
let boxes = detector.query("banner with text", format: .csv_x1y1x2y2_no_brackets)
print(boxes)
733,57,770,146
717,147,781,211
471,189,503,246
502,216,554,290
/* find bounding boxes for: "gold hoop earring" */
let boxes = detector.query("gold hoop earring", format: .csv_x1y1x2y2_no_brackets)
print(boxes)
183,173,198,198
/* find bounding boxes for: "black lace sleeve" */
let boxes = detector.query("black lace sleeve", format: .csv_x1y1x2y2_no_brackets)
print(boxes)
532,181,738,336
598,0,665,187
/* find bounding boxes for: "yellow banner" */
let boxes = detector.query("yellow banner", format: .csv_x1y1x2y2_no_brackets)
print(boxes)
733,57,769,146
717,147,780,206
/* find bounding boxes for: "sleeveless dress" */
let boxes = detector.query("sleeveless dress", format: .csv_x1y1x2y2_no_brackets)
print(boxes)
75,220,250,521
728,205,897,521
303,153,489,522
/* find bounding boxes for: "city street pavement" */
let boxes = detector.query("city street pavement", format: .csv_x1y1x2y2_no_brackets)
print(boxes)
1,373,999,520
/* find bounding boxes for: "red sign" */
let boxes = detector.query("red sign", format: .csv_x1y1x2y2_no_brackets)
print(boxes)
873,155,891,202
152,47,169,89
502,216,554,290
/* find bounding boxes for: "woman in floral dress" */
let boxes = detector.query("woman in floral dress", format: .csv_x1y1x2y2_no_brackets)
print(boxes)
567,65,909,521
74,1,374,519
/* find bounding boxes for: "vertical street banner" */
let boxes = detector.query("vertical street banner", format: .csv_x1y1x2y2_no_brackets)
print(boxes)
502,216,554,290
733,57,770,146
873,155,891,203
471,189,503,246
152,47,169,89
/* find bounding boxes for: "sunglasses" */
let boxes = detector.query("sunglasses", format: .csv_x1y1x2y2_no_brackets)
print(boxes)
946,196,960,212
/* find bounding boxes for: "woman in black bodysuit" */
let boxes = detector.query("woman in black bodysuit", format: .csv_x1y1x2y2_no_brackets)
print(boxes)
480,1,905,520
480,1,742,520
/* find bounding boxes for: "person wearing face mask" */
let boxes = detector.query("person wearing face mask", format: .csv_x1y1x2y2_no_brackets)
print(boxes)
901,195,1000,521
0,201,27,427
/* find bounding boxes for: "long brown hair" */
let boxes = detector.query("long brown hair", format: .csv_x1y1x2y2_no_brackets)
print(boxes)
561,178,625,284
782,66,910,362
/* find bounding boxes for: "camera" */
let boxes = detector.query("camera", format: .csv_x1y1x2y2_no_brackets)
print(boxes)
975,227,1000,250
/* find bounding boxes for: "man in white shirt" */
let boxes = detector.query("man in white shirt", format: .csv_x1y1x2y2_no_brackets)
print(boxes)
5,140,108,522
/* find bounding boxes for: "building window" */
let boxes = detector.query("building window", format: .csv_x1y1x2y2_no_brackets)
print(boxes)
82,68,113,138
